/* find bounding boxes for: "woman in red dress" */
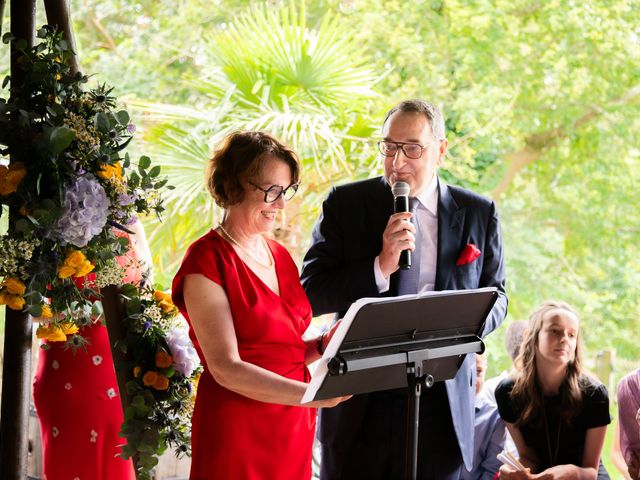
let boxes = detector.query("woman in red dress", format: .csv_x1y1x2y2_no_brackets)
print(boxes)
172,131,349,480
32,224,151,480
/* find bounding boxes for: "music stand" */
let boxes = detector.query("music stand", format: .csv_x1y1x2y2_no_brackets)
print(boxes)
303,287,498,480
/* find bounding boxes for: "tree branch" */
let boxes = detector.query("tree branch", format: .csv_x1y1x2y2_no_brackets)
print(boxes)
44,0,79,75
491,86,640,199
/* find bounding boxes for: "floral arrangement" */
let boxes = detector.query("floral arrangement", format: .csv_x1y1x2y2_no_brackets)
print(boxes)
0,26,169,343
0,26,200,474
118,284,201,477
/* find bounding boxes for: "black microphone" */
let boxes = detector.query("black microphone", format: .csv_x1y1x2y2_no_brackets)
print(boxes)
391,181,411,270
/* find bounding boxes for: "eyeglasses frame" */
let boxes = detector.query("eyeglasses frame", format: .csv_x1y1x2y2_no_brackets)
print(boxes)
377,140,432,159
248,181,300,203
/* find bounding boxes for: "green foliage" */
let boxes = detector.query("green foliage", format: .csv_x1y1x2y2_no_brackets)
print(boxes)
118,284,199,480
60,0,639,366
0,27,168,340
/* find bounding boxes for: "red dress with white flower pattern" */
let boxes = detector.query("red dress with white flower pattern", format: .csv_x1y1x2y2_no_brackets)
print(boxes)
32,236,142,480
172,229,316,480
32,323,134,479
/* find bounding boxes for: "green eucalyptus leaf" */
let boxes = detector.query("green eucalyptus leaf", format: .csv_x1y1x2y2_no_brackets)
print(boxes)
115,110,130,125
48,126,75,154
28,304,43,317
138,156,151,169
148,165,161,178
94,112,111,132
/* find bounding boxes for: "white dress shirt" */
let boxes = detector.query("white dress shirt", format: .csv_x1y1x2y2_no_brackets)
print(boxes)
374,175,439,293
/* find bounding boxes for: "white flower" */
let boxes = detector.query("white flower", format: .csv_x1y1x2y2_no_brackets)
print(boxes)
64,382,72,390
52,426,59,437
106,387,116,399
166,324,200,377
89,429,98,443
92,355,102,366
51,360,59,370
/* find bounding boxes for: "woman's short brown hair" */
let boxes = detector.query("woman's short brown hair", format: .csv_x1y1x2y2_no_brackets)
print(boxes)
206,131,300,208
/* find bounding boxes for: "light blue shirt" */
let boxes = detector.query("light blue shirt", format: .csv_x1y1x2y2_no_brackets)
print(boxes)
460,393,507,480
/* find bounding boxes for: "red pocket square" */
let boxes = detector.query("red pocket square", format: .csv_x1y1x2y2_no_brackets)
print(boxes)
456,243,481,266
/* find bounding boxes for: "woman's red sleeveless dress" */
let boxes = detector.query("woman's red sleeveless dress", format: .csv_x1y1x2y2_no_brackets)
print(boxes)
172,229,316,480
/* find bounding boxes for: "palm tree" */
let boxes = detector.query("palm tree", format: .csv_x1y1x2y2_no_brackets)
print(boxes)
133,1,381,280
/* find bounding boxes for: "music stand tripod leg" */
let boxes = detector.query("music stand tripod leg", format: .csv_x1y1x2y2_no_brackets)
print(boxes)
405,364,435,480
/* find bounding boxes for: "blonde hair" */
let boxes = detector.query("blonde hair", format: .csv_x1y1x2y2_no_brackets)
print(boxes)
511,300,586,426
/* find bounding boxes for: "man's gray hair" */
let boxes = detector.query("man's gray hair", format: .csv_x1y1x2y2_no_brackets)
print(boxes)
382,99,446,141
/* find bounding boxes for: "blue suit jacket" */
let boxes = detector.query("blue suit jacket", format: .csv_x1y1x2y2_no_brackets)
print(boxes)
301,176,508,470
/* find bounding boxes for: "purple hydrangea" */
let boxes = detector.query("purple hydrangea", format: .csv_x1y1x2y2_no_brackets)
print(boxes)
117,193,136,206
166,325,199,377
55,175,110,247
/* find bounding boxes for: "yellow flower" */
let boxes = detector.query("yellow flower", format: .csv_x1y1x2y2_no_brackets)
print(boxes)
60,322,78,335
55,73,62,80
41,305,53,318
57,265,76,279
65,250,86,268
5,294,25,311
142,371,158,387
36,324,67,342
0,162,27,196
155,350,173,369
58,251,94,278
154,290,176,314
3,277,26,296
97,162,123,182
75,260,95,277
152,373,170,391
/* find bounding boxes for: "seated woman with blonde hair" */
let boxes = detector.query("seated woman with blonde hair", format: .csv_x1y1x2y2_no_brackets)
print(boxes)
495,300,611,479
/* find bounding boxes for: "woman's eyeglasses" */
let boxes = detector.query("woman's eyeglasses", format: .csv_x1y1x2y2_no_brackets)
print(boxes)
249,182,299,203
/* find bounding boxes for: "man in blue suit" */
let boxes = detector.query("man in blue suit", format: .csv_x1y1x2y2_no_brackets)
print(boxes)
301,99,508,479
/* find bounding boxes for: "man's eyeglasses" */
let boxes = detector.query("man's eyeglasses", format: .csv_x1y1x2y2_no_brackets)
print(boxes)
249,181,299,203
377,141,429,159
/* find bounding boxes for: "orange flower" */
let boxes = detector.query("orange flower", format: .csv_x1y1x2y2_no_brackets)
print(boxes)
142,371,158,387
97,162,123,182
133,366,142,378
36,324,67,342
152,373,170,391
3,277,26,295
41,305,53,318
2,294,25,310
155,350,173,368
153,290,177,314
0,162,27,196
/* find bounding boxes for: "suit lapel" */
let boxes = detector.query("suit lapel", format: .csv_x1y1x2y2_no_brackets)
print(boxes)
435,181,465,290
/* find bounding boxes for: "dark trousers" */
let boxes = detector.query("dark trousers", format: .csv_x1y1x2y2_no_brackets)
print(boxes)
320,383,463,480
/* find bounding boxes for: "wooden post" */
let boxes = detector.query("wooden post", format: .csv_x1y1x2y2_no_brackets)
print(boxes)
44,0,78,75
0,2,36,479
0,0,6,37
594,349,614,393
101,284,140,476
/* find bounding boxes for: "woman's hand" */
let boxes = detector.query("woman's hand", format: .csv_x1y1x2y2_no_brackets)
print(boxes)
498,464,535,479
304,395,352,409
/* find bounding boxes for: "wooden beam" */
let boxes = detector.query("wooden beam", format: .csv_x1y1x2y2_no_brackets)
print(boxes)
44,0,78,75
0,3,36,478
0,0,6,37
